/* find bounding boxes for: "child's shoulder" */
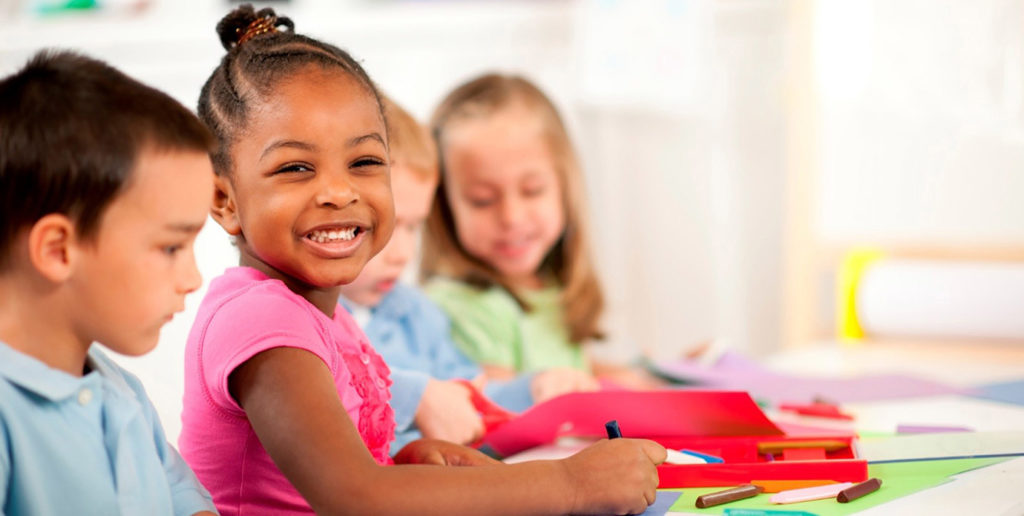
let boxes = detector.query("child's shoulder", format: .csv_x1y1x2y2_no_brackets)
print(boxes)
202,266,326,325
86,346,147,396
377,282,449,326
423,277,521,314
0,344,148,428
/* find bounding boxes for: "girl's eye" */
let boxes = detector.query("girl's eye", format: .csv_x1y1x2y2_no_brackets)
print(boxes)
468,198,495,208
352,157,386,170
162,245,183,256
273,163,313,175
523,185,546,197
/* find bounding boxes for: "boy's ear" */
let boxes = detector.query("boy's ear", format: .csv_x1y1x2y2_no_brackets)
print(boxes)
210,174,242,236
26,214,76,282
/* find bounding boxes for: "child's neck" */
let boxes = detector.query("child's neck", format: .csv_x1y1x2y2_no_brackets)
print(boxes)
239,255,340,318
0,275,90,376
506,273,545,291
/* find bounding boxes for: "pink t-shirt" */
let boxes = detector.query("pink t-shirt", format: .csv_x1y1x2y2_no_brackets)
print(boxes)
179,267,395,516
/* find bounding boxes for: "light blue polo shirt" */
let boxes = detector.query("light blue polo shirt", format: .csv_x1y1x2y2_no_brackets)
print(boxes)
341,284,534,453
0,341,216,515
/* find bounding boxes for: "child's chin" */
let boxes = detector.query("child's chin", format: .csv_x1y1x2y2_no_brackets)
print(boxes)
106,337,159,358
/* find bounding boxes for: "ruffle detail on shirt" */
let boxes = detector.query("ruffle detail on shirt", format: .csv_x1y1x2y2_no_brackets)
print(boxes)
341,342,395,465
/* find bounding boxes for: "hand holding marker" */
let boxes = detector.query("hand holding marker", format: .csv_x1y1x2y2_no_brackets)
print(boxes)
606,420,713,465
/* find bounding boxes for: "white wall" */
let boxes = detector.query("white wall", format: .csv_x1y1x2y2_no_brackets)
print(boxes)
815,0,1024,245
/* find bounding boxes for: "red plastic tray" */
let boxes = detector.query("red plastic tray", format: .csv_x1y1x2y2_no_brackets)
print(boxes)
652,434,867,488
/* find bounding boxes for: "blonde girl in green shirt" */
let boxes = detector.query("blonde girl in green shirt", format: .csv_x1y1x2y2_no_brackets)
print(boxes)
423,74,662,398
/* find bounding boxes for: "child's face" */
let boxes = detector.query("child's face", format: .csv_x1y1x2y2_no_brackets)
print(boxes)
72,148,212,356
338,165,435,307
223,68,394,290
441,105,565,287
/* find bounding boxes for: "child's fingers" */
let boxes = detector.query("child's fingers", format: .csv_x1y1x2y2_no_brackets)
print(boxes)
470,373,487,391
643,483,658,509
447,447,502,467
465,417,485,446
635,438,667,465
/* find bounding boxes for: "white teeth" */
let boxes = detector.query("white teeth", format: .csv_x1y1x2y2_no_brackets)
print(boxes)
308,227,357,243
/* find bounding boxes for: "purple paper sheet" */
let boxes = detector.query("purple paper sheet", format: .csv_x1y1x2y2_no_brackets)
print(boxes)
652,352,975,404
897,424,973,434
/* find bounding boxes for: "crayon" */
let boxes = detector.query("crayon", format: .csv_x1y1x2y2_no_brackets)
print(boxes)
605,420,622,439
723,509,819,516
756,440,849,454
837,478,882,503
695,484,763,508
751,479,837,493
778,403,854,420
680,449,725,463
769,482,853,504
664,449,707,465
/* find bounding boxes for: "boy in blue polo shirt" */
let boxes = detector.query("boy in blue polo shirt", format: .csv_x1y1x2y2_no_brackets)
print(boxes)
338,97,597,452
0,51,217,515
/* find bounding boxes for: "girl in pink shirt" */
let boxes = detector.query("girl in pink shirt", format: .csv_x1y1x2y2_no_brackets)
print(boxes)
179,5,664,515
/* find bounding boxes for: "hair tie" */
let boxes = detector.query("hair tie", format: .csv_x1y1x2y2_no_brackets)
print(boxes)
236,15,280,46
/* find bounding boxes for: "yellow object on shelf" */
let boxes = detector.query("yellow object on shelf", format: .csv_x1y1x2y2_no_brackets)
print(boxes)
837,248,884,343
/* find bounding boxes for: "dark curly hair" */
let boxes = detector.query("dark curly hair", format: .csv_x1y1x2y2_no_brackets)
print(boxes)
199,3,385,176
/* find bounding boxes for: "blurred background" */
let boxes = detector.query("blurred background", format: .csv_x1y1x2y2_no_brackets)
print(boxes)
3,0,1024,440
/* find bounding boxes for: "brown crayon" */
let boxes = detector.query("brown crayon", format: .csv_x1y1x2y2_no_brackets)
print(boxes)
837,478,882,503
756,439,849,455
695,484,763,508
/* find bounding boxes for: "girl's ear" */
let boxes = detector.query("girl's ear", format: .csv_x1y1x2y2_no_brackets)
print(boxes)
210,175,242,236
27,213,76,283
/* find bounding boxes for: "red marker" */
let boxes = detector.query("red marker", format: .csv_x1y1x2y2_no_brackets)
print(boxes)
778,402,854,420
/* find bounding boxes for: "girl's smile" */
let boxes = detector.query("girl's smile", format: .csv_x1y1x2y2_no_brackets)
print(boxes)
302,222,368,258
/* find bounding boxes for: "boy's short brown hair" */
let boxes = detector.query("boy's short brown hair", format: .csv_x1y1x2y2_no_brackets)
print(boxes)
0,50,214,270
382,95,438,183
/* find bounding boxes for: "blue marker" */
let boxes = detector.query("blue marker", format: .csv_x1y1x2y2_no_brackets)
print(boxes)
605,420,622,439
723,509,819,516
680,448,724,463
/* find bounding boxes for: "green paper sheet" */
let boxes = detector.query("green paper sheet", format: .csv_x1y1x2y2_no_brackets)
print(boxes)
668,457,1006,515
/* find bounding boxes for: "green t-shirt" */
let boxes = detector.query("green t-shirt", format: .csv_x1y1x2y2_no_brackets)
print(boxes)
425,278,587,373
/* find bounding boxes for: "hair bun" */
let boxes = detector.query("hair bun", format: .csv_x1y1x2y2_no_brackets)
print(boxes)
215,3,294,51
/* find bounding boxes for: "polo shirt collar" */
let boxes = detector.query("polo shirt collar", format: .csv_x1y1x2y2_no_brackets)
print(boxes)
339,286,414,322
372,285,413,320
0,341,129,401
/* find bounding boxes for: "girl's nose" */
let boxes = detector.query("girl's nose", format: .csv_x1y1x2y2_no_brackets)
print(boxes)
316,171,359,208
499,195,525,226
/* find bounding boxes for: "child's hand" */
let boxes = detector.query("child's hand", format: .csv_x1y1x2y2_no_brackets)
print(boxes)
561,438,666,515
393,438,502,466
415,379,485,445
594,364,669,390
530,367,600,403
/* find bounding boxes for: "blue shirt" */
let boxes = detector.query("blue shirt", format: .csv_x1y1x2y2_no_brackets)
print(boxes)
341,284,534,452
0,341,216,516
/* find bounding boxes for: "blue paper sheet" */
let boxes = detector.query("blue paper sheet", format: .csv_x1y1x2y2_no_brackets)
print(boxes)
641,490,683,516
974,380,1024,406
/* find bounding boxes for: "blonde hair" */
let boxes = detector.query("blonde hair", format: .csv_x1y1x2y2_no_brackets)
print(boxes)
381,95,437,183
422,74,604,343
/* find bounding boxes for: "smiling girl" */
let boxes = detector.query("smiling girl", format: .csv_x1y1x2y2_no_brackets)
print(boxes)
424,75,664,391
178,5,664,516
